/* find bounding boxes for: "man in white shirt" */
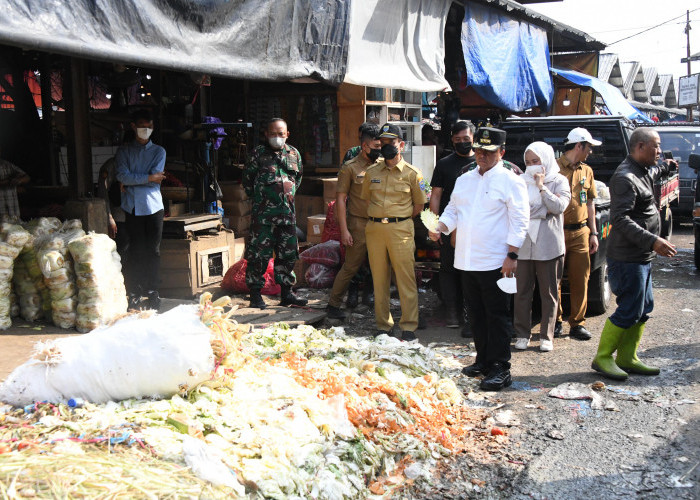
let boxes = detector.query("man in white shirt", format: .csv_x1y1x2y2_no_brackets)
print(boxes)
430,127,529,391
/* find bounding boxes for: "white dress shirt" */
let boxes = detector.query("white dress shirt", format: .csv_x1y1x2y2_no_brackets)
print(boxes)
439,161,529,271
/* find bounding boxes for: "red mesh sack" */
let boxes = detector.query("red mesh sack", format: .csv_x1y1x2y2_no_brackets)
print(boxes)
305,263,337,288
299,240,341,267
222,258,281,295
322,200,341,242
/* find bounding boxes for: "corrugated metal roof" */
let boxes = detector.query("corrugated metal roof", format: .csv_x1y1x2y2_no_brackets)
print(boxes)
643,67,659,101
464,0,606,52
629,100,685,116
598,53,618,82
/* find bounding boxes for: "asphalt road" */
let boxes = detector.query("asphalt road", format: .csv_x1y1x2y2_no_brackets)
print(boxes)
400,221,700,499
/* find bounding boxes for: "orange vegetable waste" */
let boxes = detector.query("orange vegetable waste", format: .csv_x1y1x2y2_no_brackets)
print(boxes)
490,427,505,436
0,443,11,454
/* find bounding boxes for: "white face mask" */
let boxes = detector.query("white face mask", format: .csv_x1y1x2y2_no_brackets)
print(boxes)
137,127,153,140
268,136,286,150
525,164,544,177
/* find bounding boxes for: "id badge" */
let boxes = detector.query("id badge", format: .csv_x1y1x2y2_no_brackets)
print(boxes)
579,190,587,204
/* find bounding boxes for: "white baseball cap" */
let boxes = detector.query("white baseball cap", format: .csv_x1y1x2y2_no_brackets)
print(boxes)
565,127,602,146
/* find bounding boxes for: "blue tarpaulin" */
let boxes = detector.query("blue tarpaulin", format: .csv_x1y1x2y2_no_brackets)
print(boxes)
551,67,652,123
461,2,553,112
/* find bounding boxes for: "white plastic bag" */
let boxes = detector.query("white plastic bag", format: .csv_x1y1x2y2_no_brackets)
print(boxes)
0,305,215,406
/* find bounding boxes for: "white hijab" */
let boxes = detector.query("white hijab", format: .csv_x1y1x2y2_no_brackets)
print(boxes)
522,142,560,242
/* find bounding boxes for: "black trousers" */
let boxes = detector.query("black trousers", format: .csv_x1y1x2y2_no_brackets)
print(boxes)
439,234,464,317
461,268,512,370
124,209,163,295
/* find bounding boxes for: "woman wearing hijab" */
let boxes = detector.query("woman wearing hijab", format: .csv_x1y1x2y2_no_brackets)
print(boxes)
513,142,571,352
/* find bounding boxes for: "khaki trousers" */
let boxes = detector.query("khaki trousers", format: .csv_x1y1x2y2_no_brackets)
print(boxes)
365,218,418,332
328,216,368,307
514,256,564,341
557,226,590,326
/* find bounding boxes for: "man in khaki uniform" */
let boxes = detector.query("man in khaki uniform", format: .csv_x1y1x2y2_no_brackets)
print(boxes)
556,127,600,340
361,124,427,340
326,126,381,319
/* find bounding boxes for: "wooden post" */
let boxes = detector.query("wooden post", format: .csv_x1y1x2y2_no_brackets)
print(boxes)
63,57,93,197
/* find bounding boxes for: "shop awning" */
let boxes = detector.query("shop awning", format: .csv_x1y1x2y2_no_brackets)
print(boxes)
461,2,553,112
0,0,350,84
343,0,452,92
551,67,652,123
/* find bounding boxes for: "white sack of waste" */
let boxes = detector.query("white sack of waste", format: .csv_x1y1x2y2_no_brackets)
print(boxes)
0,305,215,406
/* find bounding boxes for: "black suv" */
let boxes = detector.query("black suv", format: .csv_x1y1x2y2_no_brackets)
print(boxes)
690,153,700,269
649,124,700,216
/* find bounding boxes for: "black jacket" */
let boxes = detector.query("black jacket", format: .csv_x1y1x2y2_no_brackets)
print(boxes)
608,155,666,263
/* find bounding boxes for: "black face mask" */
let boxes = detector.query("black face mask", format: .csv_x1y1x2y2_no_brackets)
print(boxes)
367,148,381,162
381,144,399,160
454,142,472,156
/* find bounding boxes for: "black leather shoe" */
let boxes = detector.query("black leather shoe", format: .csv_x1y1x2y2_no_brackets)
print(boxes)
445,309,460,329
146,290,161,311
570,325,592,340
553,321,563,338
346,283,359,309
249,289,267,309
480,363,512,391
326,305,347,320
373,329,392,338
461,322,473,338
461,362,486,377
401,330,417,341
280,286,308,307
128,294,143,311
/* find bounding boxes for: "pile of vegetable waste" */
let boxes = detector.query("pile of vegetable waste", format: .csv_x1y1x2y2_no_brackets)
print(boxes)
0,294,500,499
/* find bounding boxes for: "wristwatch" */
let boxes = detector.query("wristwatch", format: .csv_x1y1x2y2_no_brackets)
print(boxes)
590,232,598,236
507,251,519,260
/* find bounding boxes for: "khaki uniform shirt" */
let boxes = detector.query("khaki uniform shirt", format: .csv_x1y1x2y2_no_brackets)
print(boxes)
558,155,597,225
337,154,372,218
361,158,427,218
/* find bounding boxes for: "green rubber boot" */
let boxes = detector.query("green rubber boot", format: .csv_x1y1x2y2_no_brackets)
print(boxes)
615,322,660,375
591,319,629,380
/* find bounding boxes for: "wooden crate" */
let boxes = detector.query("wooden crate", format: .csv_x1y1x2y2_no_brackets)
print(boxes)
160,230,236,299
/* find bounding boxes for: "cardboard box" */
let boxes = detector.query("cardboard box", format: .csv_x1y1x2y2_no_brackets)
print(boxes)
165,201,187,217
295,195,324,230
322,177,338,199
222,199,252,216
228,214,251,234
63,198,109,234
307,214,326,244
233,237,245,263
219,181,249,201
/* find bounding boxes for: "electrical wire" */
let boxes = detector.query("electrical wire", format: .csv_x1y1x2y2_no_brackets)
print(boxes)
607,8,699,45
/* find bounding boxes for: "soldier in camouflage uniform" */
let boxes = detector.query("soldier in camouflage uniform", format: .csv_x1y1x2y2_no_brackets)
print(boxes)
243,118,307,309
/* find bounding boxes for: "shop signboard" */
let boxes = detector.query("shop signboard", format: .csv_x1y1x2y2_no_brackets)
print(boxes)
678,74,700,107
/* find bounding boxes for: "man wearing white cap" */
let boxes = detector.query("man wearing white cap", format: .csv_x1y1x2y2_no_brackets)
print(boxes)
555,127,601,341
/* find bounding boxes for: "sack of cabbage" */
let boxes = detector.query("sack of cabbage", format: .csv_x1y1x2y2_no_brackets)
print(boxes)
68,233,128,332
0,223,32,329
34,221,86,329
